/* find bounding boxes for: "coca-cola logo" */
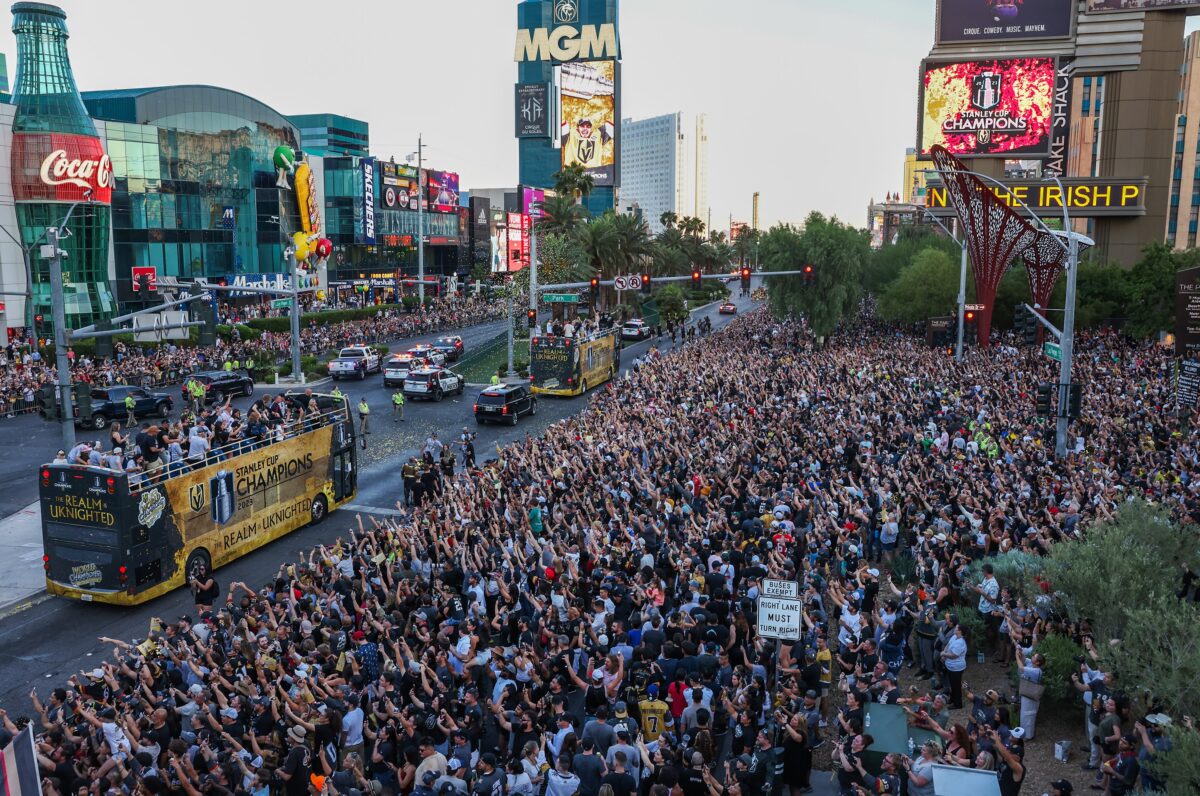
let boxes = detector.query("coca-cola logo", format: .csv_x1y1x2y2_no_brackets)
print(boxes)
40,149,112,191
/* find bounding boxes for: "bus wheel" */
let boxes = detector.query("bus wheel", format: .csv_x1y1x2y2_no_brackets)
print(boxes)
310,494,328,525
185,549,211,584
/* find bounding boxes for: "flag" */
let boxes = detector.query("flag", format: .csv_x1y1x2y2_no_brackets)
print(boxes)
0,724,40,796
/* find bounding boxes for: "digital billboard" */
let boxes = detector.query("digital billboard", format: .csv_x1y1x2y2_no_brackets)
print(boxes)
490,209,509,273
559,60,617,186
1087,0,1200,11
919,58,1056,158
937,0,1075,44
427,170,460,213
516,83,551,138
380,162,419,210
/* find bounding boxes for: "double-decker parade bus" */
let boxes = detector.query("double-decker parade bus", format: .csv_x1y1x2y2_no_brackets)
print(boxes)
39,402,357,605
530,328,620,397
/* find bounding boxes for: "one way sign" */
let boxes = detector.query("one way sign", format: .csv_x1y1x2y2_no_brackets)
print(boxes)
756,595,802,641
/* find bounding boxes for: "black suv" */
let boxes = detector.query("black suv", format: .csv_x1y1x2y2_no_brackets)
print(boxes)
183,370,255,405
81,385,173,430
473,383,537,426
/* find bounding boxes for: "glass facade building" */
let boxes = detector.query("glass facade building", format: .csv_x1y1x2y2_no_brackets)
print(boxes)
81,86,302,308
288,113,369,158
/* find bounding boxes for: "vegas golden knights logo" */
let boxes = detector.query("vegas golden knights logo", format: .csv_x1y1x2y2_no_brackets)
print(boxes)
188,483,205,513
576,138,595,164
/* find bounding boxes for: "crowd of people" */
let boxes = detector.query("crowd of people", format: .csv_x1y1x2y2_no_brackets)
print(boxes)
0,296,505,417
4,306,1193,796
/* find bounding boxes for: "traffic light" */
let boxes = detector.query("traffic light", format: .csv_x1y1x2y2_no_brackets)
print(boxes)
691,269,702,289
1013,305,1026,336
803,264,814,285
189,282,217,346
527,309,537,330
963,310,978,346
1067,382,1083,419
38,384,59,422
641,273,651,293
1035,382,1054,417
94,320,113,359
72,382,91,422
741,267,751,290
1024,311,1039,346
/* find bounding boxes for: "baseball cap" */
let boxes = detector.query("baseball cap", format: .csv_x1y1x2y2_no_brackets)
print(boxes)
1009,727,1026,740
422,771,439,786
1050,781,1073,794
614,701,628,717
220,707,238,720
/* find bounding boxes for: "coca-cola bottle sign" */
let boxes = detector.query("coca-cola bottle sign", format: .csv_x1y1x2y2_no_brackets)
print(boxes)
13,132,113,204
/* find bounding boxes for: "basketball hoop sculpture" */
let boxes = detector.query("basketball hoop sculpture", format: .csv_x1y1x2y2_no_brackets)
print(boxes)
929,145,1038,347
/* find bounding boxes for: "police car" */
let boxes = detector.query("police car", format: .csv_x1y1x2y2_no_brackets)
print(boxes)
383,354,424,387
402,367,465,401
406,344,446,367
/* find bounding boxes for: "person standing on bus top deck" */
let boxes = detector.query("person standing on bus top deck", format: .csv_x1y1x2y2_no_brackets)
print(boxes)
190,560,218,614
392,389,405,422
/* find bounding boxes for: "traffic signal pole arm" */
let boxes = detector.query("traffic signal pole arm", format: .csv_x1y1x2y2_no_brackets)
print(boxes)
71,290,213,338
1022,302,1063,341
536,270,809,291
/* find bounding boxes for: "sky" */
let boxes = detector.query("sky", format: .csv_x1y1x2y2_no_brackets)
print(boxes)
10,1,1195,234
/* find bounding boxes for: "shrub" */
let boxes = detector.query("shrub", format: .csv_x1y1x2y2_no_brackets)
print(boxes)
966,551,1046,597
889,552,917,586
954,605,987,650
1028,633,1084,707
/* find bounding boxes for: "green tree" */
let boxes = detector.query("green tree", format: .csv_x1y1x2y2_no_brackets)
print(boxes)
732,227,761,268
1125,244,1191,339
660,210,678,230
877,247,960,324
1075,261,1130,329
535,232,590,285
654,283,689,325
538,194,590,236
552,163,594,203
865,227,959,294
763,213,868,338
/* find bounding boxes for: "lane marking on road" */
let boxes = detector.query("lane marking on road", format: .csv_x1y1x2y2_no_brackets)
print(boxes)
0,591,51,622
342,504,406,517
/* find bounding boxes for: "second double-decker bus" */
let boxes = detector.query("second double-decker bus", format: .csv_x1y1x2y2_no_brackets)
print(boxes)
39,400,357,606
530,328,620,397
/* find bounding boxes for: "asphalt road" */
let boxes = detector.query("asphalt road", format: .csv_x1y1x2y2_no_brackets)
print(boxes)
0,293,754,714
0,318,512,519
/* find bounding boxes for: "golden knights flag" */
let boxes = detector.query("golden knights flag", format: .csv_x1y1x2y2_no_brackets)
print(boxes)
0,724,39,795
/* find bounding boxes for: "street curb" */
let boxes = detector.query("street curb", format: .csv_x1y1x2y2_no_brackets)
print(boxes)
0,590,50,621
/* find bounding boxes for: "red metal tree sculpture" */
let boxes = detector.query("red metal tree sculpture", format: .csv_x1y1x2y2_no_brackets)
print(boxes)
929,146,1038,347
1020,230,1069,343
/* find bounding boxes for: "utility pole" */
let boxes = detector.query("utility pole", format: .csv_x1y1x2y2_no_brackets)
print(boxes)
417,134,425,304
529,225,538,318
1056,233,1079,459
506,291,515,378
46,226,75,451
289,251,302,382
955,244,967,360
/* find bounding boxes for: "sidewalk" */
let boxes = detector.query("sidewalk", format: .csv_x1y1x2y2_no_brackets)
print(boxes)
0,501,47,614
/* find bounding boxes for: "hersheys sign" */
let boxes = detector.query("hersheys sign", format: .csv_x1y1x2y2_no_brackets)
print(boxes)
12,132,113,204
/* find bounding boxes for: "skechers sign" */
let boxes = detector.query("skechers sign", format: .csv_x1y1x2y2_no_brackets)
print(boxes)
514,23,618,62
362,157,376,245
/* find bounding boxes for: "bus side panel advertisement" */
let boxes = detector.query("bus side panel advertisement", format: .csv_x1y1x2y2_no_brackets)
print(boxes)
162,426,336,568
919,58,1056,158
559,60,617,186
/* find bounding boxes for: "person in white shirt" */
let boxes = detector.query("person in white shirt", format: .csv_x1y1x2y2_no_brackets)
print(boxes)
545,754,581,796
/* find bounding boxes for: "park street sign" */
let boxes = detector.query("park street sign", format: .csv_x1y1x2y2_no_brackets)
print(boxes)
1043,341,1062,362
756,595,802,640
542,293,581,304
762,578,799,598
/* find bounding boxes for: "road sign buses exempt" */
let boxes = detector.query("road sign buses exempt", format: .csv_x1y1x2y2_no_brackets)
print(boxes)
756,595,803,641
762,578,799,598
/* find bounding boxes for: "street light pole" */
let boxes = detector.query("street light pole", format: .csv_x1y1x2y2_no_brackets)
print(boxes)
1046,175,1077,459
289,249,302,382
46,225,74,451
417,134,425,305
922,210,968,362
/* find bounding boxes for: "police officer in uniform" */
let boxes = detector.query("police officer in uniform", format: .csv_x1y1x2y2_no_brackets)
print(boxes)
392,389,406,422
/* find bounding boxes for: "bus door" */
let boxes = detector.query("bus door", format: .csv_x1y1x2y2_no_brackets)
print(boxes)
333,450,356,501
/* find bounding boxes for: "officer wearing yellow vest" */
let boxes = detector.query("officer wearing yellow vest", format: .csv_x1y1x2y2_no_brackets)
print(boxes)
223,359,232,372
124,393,137,426
391,389,405,422
490,373,501,386
356,397,370,446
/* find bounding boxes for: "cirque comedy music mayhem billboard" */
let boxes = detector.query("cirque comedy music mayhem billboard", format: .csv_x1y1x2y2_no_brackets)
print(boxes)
1087,0,1200,11
559,60,617,186
937,0,1075,44
919,58,1056,158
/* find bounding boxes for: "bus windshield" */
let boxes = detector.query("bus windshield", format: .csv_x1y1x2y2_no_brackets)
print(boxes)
40,404,357,605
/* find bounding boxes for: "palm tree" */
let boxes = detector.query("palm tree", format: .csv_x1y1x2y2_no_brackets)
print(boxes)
679,216,706,239
552,164,595,204
660,210,678,230
537,195,589,237
732,227,760,267
610,212,653,276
